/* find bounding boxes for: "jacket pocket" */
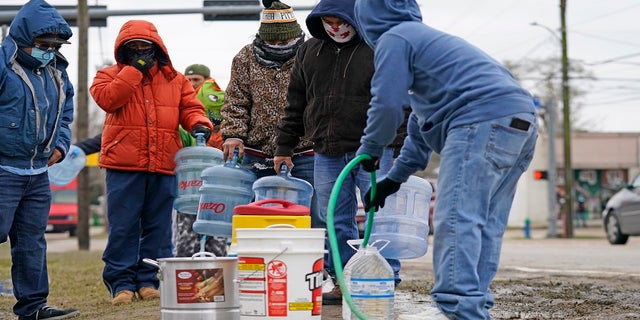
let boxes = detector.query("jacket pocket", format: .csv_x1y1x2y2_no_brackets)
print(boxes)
485,122,530,170
102,129,140,168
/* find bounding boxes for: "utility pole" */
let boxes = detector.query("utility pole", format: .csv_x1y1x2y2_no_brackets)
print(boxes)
560,0,574,238
545,99,558,238
76,0,91,250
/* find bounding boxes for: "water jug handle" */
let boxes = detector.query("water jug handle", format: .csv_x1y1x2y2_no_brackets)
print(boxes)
279,163,290,175
225,148,240,167
195,132,206,146
369,239,391,251
253,199,294,208
346,238,391,251
346,238,364,251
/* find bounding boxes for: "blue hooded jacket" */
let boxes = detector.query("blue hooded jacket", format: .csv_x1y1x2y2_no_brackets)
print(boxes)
0,0,74,172
354,0,536,183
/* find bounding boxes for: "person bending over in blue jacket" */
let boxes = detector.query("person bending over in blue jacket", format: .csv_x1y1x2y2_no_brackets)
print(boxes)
354,1,539,319
274,0,407,305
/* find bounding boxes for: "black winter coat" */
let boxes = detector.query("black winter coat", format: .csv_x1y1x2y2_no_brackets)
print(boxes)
276,38,375,156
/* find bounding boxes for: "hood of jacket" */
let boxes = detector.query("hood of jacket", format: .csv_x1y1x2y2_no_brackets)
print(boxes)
306,0,360,42
7,0,72,48
113,20,175,77
354,0,422,48
3,0,72,69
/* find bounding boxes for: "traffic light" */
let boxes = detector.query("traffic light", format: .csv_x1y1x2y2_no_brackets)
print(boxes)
533,170,548,180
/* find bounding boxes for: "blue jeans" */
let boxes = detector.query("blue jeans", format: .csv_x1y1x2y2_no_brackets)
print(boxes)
432,113,538,319
0,169,50,316
242,153,319,227
314,149,401,285
102,170,175,297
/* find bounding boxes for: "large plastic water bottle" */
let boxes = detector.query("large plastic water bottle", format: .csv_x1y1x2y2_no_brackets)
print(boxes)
342,240,395,320
193,149,256,237
173,133,224,214
368,175,432,260
252,163,313,208
48,145,86,186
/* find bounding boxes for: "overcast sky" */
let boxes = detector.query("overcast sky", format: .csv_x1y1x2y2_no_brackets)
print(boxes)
6,0,640,132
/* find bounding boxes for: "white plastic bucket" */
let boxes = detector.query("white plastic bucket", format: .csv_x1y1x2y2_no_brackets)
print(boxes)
235,226,325,320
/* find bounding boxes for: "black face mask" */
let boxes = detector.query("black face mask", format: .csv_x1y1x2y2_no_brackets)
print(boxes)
126,48,155,64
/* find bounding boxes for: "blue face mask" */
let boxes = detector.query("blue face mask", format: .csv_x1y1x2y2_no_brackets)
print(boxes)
30,47,55,67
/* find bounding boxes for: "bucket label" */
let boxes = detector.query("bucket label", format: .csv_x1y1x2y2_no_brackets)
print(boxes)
238,257,268,316
174,268,225,303
266,259,288,317
349,277,395,298
237,255,324,318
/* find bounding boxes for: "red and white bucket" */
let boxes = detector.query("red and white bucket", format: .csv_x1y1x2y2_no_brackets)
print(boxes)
235,226,325,319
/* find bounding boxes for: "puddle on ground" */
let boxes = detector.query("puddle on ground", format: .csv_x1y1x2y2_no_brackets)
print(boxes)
393,290,433,318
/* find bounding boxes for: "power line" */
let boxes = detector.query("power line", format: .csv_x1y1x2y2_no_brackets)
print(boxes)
571,30,640,50
583,94,640,106
571,2,640,26
587,52,640,65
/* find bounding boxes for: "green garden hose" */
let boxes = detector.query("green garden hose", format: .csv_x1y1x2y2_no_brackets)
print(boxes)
327,154,377,320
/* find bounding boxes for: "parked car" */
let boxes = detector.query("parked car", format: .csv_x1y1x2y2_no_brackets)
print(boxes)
48,178,78,237
602,173,640,245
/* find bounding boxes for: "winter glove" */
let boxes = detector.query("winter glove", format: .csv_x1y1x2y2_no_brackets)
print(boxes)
364,178,402,212
131,52,155,73
191,125,212,142
360,156,379,172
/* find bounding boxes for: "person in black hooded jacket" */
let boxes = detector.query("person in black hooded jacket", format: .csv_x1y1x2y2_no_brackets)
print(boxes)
273,0,406,305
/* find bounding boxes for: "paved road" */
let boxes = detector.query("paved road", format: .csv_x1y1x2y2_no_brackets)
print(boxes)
401,221,640,281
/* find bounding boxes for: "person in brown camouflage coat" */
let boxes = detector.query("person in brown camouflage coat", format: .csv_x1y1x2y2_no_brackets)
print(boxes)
220,0,319,227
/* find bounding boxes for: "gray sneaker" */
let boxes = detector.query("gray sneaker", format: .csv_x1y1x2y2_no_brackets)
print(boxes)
19,305,80,320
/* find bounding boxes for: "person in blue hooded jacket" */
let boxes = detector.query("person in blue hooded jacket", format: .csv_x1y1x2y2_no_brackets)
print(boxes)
354,1,539,319
0,0,79,319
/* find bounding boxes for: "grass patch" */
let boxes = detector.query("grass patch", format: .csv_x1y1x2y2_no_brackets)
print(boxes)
0,247,161,319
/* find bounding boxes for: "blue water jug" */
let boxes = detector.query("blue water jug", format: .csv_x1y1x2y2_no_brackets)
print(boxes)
193,149,256,237
48,145,86,186
368,175,432,259
173,133,224,214
252,163,313,208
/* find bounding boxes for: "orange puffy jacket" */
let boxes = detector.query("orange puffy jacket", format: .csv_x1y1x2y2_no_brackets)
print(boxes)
90,20,212,175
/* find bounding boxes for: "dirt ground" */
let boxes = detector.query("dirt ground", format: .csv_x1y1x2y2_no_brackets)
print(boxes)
321,270,640,319
322,225,640,320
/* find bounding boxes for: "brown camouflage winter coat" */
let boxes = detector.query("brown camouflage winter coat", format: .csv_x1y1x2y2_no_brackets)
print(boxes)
220,44,313,157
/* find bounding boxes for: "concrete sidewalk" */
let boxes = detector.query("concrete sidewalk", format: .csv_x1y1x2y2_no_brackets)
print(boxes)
45,226,107,253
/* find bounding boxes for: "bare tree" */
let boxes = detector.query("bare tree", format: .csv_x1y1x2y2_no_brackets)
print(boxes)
505,57,596,132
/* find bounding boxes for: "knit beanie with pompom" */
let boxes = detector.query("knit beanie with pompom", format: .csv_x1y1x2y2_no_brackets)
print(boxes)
258,0,302,41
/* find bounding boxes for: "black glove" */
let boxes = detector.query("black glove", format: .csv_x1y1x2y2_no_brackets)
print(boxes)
191,125,212,142
131,52,155,72
363,178,401,212
360,156,379,172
